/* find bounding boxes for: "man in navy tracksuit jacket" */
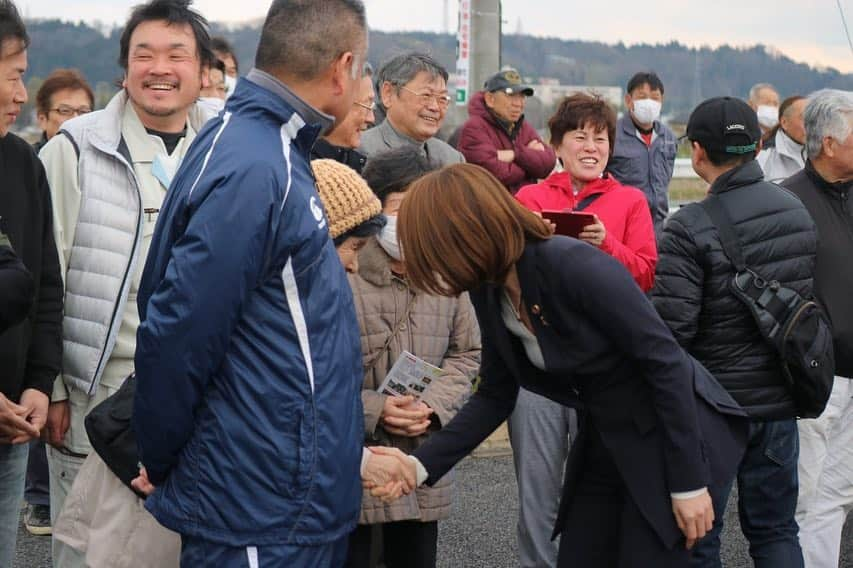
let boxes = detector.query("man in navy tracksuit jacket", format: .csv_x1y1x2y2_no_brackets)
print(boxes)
133,1,371,565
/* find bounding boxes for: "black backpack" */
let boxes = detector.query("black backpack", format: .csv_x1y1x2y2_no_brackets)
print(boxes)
700,195,834,418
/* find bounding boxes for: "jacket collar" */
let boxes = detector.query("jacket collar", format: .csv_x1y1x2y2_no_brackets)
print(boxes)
544,171,621,202
311,138,368,173
619,112,661,137
377,119,427,151
66,90,214,166
804,160,853,200
246,68,335,137
708,160,764,195
356,239,398,288
468,91,522,138
774,129,805,166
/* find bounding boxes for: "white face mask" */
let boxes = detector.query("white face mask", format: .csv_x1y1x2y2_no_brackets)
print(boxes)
631,98,662,125
756,105,779,129
198,97,225,113
224,75,238,99
377,215,402,261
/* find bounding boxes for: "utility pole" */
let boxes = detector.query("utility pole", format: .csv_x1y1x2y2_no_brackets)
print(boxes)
454,0,501,108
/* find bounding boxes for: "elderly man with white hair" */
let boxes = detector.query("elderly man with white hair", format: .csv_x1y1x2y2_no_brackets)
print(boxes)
781,89,853,568
748,82,781,136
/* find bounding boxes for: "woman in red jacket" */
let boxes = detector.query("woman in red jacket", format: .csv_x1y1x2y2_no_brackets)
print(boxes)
516,93,657,291
510,93,659,567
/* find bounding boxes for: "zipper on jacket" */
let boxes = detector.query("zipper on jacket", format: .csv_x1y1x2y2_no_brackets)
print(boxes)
88,157,143,396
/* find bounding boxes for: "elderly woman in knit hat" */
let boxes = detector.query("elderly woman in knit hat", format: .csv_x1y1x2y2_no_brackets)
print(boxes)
321,147,481,568
311,159,387,273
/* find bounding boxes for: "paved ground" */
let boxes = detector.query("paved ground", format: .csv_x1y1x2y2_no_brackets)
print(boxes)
15,454,853,567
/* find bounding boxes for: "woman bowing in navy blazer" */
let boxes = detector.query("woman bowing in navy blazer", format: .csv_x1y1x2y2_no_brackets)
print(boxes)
366,163,749,567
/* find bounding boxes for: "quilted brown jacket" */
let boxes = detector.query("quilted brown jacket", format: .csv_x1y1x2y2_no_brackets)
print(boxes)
349,240,481,524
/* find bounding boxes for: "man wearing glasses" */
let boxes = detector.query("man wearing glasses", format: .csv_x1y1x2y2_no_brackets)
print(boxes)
311,62,376,173
33,68,93,152
360,52,464,166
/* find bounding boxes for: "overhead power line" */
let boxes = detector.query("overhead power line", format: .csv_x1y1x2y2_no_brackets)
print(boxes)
837,0,853,56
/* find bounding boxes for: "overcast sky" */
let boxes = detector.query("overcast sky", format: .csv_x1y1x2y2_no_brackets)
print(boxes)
15,0,853,73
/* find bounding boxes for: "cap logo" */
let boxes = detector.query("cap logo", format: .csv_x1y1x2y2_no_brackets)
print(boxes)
503,70,521,85
725,123,746,132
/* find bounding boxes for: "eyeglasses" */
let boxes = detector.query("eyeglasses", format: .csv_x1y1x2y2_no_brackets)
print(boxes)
50,105,91,118
398,86,452,109
354,100,376,112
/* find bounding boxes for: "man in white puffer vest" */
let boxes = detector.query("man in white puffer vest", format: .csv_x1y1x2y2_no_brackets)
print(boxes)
37,1,216,566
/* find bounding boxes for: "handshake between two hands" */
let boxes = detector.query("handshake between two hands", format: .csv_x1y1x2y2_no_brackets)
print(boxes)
361,446,418,502
130,446,421,502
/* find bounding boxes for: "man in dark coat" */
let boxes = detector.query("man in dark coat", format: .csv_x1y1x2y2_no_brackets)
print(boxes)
781,89,853,568
652,96,817,568
457,69,555,193
0,2,63,564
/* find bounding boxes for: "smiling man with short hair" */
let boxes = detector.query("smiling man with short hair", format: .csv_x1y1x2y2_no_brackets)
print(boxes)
37,1,216,565
360,52,463,166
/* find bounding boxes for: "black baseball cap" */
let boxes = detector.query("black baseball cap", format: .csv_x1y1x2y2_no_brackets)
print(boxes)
483,69,534,96
686,96,761,155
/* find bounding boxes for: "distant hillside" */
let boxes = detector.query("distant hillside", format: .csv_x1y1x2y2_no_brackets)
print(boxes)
18,18,853,126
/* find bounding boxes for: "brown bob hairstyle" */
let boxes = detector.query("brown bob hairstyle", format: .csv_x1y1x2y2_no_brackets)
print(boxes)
35,68,95,116
398,163,552,296
547,92,617,156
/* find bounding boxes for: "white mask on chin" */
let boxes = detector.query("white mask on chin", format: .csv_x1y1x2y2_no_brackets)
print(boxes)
756,105,779,129
198,97,225,113
377,215,403,261
224,75,238,99
631,98,662,125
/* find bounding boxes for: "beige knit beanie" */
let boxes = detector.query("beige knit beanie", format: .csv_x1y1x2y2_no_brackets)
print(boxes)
311,159,383,240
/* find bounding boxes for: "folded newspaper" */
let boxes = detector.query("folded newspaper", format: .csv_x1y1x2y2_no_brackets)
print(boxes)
376,351,444,400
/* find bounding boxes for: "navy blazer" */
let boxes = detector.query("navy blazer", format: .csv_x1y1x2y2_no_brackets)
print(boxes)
413,237,749,549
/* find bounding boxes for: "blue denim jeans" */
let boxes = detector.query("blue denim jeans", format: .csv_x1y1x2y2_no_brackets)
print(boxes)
691,419,803,568
0,442,29,567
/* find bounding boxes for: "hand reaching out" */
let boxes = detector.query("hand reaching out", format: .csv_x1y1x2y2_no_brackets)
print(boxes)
361,446,417,502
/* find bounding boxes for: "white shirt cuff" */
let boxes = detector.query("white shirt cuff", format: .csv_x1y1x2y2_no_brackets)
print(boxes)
360,447,371,476
671,487,708,500
407,455,428,486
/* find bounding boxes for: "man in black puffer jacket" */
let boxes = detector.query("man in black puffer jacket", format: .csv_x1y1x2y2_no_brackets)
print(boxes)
653,97,817,568
780,89,853,568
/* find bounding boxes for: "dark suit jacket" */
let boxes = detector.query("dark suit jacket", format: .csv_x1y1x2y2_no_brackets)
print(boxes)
413,236,749,549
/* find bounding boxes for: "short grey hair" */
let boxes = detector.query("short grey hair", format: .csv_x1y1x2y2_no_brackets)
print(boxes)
255,0,367,81
748,82,777,103
377,53,449,90
804,89,853,159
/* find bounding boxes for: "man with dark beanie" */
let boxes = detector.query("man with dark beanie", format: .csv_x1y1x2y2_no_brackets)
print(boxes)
0,1,63,564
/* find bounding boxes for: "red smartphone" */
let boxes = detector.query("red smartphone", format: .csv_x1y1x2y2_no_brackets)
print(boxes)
541,210,596,238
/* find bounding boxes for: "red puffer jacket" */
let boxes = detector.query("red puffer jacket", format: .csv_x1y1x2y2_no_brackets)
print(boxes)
457,92,556,192
516,171,658,291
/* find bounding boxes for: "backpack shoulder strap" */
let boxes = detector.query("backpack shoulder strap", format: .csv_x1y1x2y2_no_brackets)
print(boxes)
700,195,747,272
